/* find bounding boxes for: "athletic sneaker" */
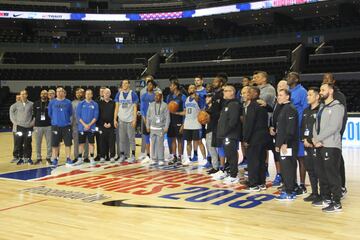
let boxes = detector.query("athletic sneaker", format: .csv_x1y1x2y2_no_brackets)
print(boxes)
238,158,248,168
51,159,58,167
167,154,175,161
191,155,198,162
341,187,347,199
212,170,228,180
110,158,115,163
223,176,239,185
11,158,19,163
158,160,165,166
24,159,33,165
73,158,84,166
312,199,331,208
16,159,24,165
46,158,52,165
276,192,296,201
34,159,42,165
202,161,212,168
137,154,146,161
248,186,261,192
66,158,73,166
259,184,267,190
168,156,178,165
303,193,320,202
90,158,96,167
181,157,191,166
99,158,106,164
118,155,126,163
322,202,342,213
295,184,307,196
207,168,218,175
126,155,136,163
141,156,152,164
272,174,282,187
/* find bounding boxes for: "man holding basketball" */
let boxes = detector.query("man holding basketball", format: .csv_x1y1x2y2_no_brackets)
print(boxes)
166,80,187,165
175,84,206,165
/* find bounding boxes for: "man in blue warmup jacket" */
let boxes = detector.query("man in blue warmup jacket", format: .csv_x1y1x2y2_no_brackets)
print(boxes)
48,87,73,167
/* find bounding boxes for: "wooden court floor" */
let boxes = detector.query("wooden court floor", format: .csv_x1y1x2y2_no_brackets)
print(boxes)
0,132,359,240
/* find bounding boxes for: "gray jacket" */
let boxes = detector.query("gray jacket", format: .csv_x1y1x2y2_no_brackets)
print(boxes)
313,100,344,149
9,100,34,128
146,101,170,130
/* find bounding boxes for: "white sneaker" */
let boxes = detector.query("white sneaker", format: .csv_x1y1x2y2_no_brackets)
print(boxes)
99,158,106,164
158,160,165,166
223,176,239,185
181,157,191,166
118,155,126,163
212,170,228,180
73,158,84,166
137,154,146,161
126,155,136,163
90,158,96,167
167,154,175,161
141,156,151,164
110,158,115,163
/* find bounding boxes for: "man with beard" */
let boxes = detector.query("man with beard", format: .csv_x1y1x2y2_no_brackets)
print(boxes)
209,74,228,181
322,73,347,197
33,90,52,165
312,83,344,213
72,88,88,161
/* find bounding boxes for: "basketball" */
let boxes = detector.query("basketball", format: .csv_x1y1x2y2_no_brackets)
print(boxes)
168,101,179,113
197,110,210,124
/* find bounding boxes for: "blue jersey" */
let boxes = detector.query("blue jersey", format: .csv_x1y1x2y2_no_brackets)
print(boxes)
76,100,99,132
48,98,72,127
140,91,155,117
196,87,207,110
166,93,187,111
289,84,308,125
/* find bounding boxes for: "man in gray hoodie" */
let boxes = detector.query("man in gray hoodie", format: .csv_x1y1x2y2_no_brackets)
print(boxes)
145,90,170,165
9,90,34,165
312,83,344,213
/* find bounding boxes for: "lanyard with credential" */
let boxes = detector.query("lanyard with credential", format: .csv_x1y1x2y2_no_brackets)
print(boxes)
155,102,161,116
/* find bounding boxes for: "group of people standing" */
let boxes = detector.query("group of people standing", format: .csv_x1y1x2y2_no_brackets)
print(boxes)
9,71,347,213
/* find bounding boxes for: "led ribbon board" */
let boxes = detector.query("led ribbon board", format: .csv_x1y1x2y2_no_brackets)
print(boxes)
0,0,327,22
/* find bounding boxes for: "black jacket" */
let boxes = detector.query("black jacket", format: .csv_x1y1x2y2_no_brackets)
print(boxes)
98,99,115,128
301,105,319,145
243,99,271,145
216,98,242,140
33,100,51,127
275,102,298,148
334,86,347,135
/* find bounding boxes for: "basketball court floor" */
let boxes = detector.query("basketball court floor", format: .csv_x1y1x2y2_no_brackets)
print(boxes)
0,132,359,240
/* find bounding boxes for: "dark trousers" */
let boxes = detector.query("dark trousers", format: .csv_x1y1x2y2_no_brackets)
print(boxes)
340,154,346,188
279,153,297,194
247,143,267,187
95,131,101,158
223,138,239,178
316,147,342,203
100,127,115,160
13,132,23,158
14,126,33,159
304,147,319,195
